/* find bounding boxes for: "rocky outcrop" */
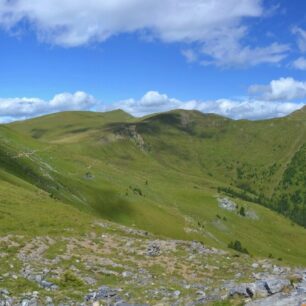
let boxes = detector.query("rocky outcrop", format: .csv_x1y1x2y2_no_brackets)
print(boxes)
146,242,161,257
231,275,306,306
218,197,236,211
246,291,306,306
226,278,290,299
1,223,306,306
85,286,148,306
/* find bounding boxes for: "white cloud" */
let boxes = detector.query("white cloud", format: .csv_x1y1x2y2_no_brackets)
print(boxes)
292,26,306,52
0,0,262,45
292,57,306,70
202,37,289,67
49,91,97,111
0,91,97,121
112,91,181,116
1,88,304,122
110,91,303,120
249,77,306,101
0,0,289,67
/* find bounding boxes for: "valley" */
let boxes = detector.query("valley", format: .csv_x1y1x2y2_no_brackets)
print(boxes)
1,109,306,304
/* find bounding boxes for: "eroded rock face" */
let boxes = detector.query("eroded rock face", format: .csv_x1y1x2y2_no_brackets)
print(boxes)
226,277,291,300
226,281,264,298
233,276,306,306
264,278,290,295
297,281,306,294
246,292,306,306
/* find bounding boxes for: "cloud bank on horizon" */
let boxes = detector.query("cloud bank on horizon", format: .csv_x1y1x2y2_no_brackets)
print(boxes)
0,77,304,123
0,92,97,122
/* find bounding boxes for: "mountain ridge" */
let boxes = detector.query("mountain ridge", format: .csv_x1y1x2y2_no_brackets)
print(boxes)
0,107,305,267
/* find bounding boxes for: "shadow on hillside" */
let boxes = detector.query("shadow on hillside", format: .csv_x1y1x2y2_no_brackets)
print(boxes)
88,188,136,222
104,113,198,136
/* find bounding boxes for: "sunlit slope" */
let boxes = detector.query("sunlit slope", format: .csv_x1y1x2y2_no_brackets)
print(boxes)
0,178,93,236
4,108,306,264
10,110,133,142
104,109,306,222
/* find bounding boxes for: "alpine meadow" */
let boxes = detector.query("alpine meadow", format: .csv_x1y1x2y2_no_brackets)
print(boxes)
1,0,306,305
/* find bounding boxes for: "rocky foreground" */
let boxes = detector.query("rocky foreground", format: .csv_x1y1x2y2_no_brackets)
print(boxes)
0,221,305,305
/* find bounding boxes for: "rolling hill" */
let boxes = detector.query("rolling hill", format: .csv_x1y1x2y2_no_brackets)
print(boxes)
0,107,304,267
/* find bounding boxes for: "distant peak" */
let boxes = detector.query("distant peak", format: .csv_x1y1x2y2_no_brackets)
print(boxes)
288,105,306,119
168,109,231,120
107,109,134,118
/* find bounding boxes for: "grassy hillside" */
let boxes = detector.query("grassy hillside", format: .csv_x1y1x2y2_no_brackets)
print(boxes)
0,157,92,237
104,109,306,221
4,108,306,265
10,110,133,142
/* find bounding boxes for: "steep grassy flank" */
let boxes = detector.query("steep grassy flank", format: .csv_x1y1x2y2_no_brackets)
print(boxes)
4,108,306,264
0,175,92,236
105,109,306,222
272,142,306,224
10,110,133,142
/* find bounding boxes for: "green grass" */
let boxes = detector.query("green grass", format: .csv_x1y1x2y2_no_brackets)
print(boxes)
1,108,306,266
0,178,92,236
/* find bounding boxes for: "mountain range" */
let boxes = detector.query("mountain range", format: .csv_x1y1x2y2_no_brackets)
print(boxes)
1,108,306,265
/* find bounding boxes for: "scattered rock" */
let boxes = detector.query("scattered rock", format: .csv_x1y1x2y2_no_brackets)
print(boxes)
246,291,306,306
45,296,53,305
83,276,96,285
196,290,206,302
21,299,30,306
264,278,290,295
218,198,236,211
252,263,259,269
226,278,290,299
1,226,306,305
40,280,58,291
85,286,119,302
122,271,133,278
173,290,181,297
227,283,255,298
147,242,160,257
0,289,9,296
296,281,306,293
0,298,13,306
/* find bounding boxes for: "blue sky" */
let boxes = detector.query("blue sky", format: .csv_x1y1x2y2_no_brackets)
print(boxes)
0,0,306,121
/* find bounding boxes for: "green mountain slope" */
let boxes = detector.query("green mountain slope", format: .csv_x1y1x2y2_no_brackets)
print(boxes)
3,108,306,265
104,109,306,221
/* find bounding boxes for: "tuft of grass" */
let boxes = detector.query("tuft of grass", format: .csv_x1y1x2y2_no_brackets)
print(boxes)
55,271,85,288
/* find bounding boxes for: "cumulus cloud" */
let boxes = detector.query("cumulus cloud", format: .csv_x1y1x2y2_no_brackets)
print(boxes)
49,92,97,111
249,77,306,101
1,88,304,123
0,0,288,67
0,91,98,122
110,90,303,120
112,91,181,117
0,0,262,45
